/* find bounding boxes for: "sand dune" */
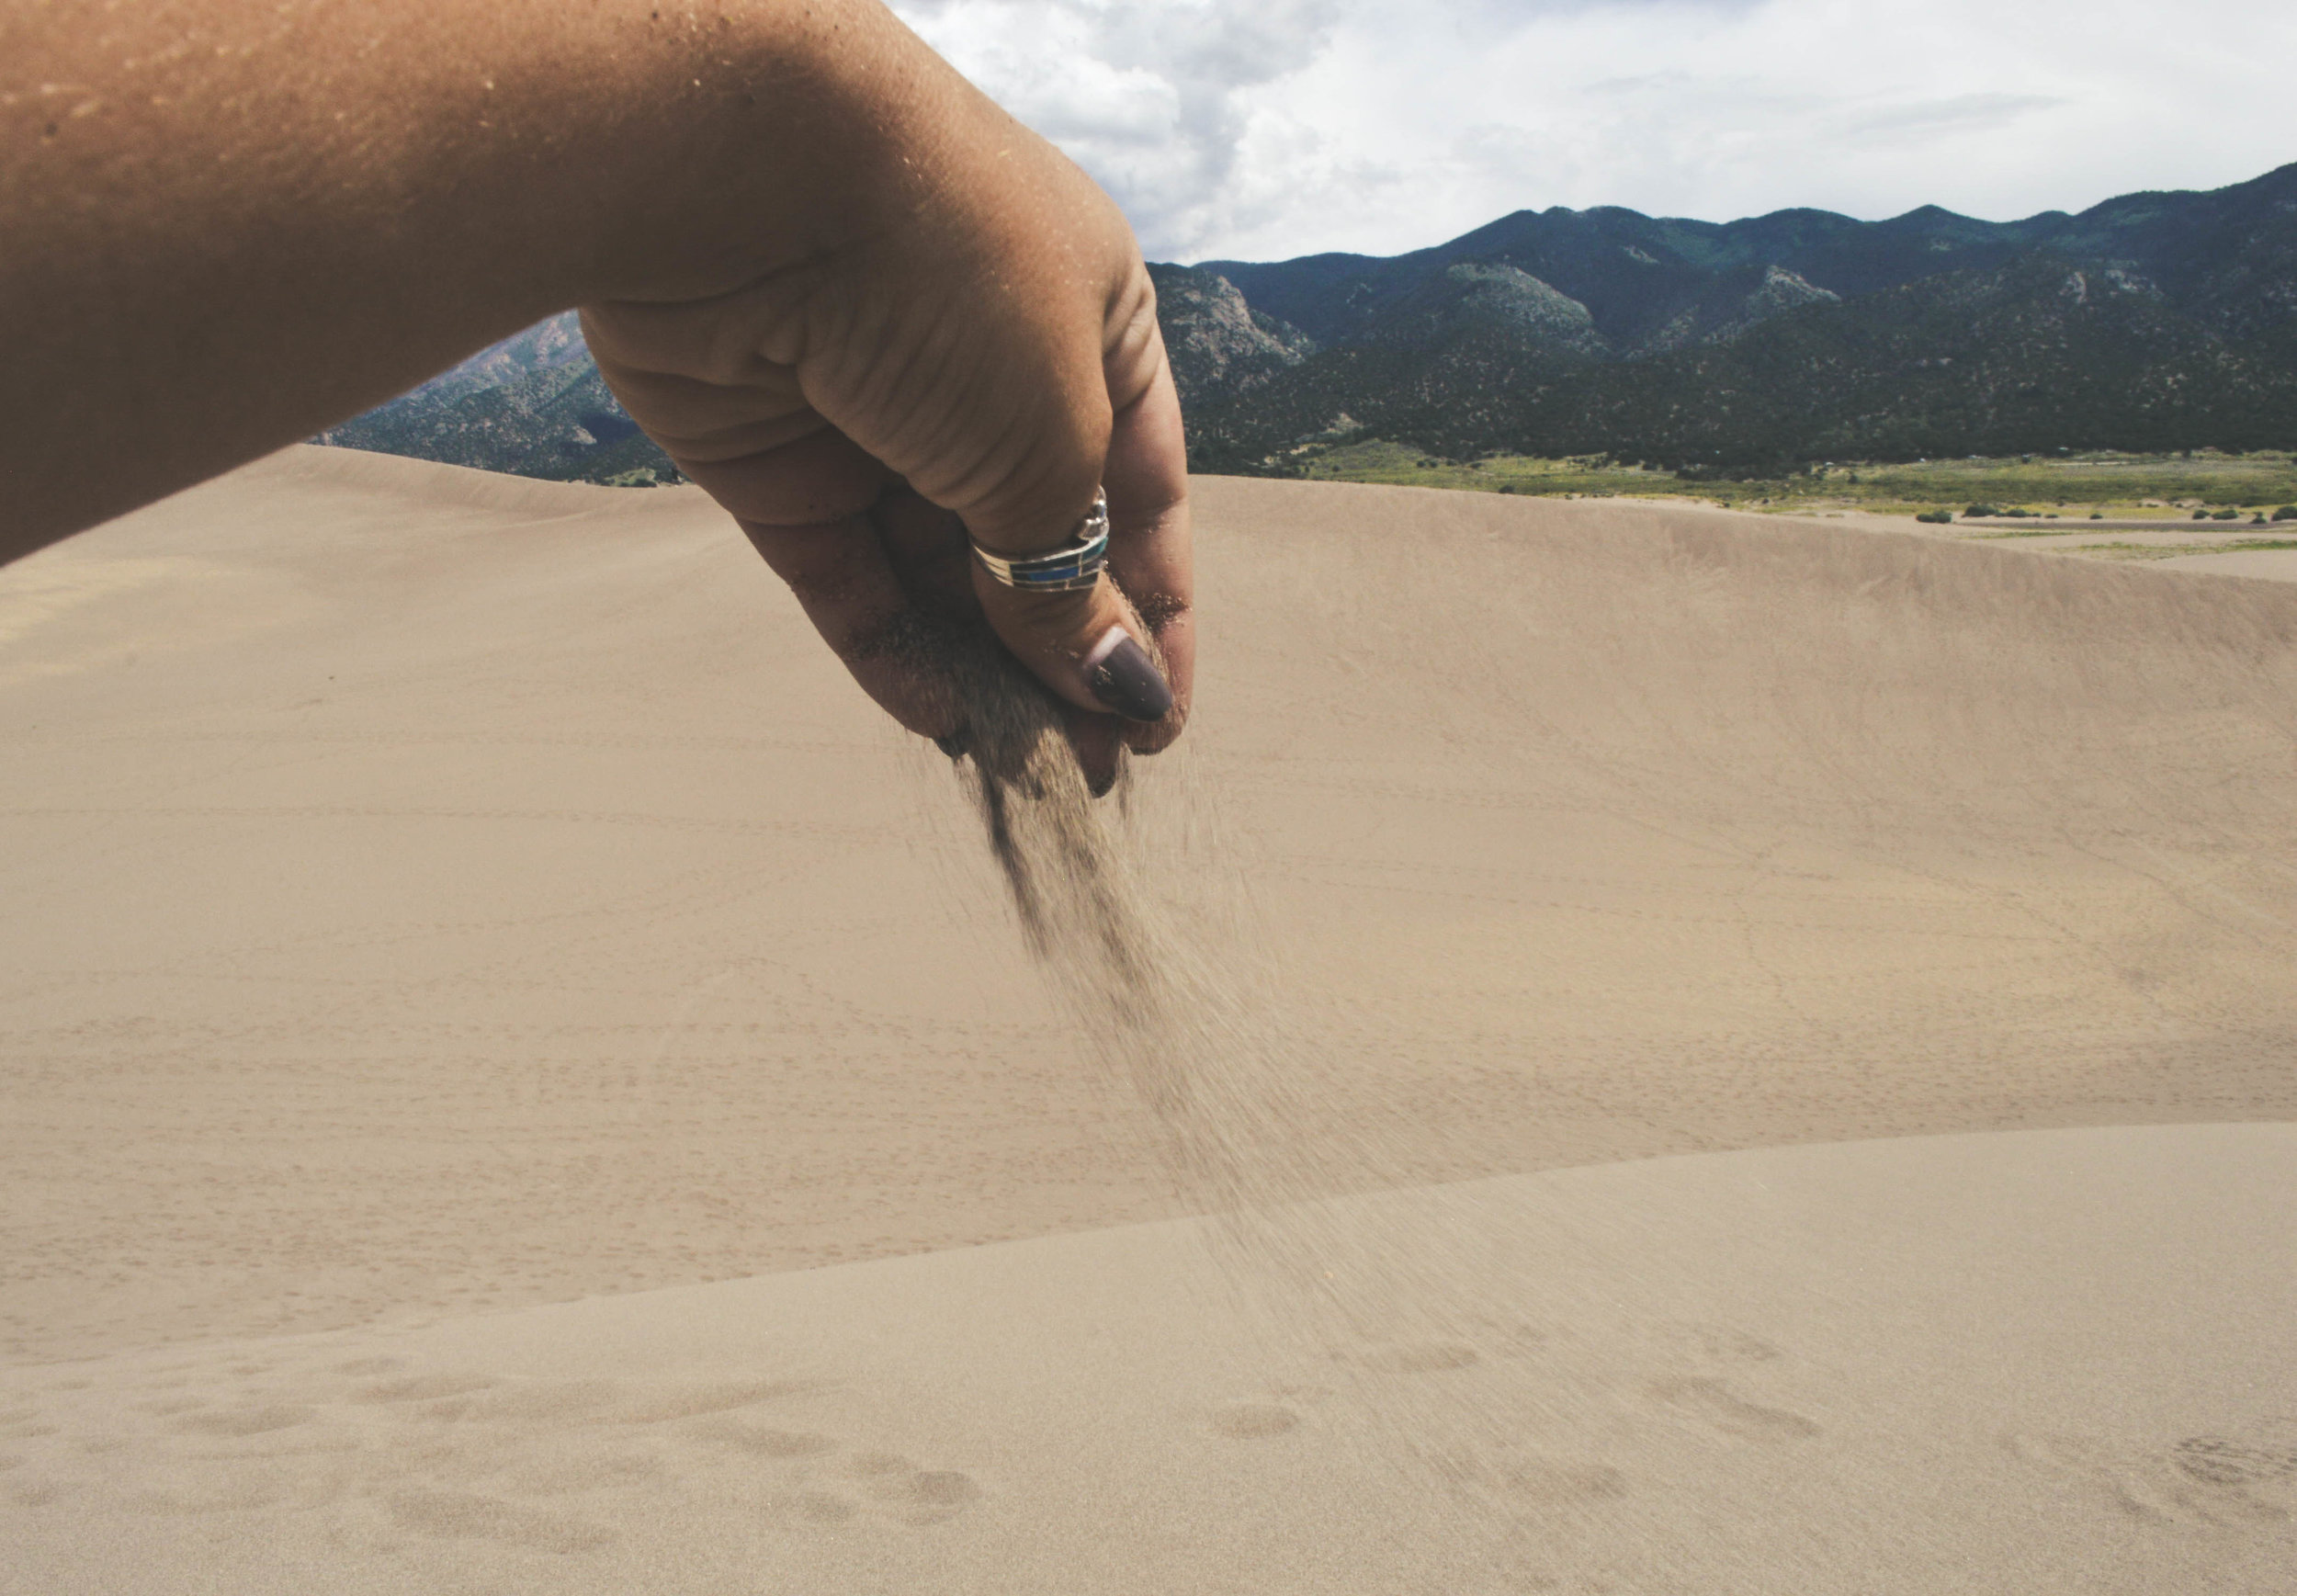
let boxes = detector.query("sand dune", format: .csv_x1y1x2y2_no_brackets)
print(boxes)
2155,545,2297,580
3,448,2295,1589
7,1125,2293,1593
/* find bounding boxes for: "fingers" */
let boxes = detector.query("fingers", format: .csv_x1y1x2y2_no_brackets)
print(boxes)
739,510,961,742
967,555,1139,713
1101,341,1193,753
739,490,1128,795
875,491,1126,793
966,335,1192,752
1059,703,1126,799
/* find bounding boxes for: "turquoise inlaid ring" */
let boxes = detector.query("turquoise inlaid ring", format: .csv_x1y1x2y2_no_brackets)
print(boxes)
970,491,1111,593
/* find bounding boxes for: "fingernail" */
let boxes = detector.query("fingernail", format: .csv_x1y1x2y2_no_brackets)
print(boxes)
1084,628,1173,721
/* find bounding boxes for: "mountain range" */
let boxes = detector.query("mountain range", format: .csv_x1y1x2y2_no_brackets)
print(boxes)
319,161,2297,482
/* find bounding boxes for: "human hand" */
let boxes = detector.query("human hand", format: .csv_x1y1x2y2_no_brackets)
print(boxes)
577,17,1191,793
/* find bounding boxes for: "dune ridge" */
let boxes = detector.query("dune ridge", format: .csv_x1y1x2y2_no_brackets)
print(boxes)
3,450,2294,1590
6,451,2296,1358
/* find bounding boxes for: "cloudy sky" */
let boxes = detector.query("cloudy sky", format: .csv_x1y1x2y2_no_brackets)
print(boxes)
890,0,2297,264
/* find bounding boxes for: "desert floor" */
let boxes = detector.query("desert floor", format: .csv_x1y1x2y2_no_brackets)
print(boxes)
2,449,2292,1591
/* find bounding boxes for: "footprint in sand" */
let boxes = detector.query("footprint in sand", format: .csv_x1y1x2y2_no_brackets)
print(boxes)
0,1407,53,1439
130,1478,303,1517
846,1451,982,1522
1650,1377,1818,1442
457,1381,623,1424
1504,1458,1632,1502
1211,1403,1300,1440
1468,1317,1554,1359
348,1373,498,1406
615,1380,813,1424
332,1356,405,1376
24,1353,981,1549
2010,1428,2297,1527
386,1487,618,1554
2171,1433,2297,1490
688,1418,837,1458
1421,1441,1631,1506
1357,1341,1482,1375
502,1450,664,1497
1661,1322,1782,1365
764,1489,861,1525
170,1403,314,1438
10,1477,74,1508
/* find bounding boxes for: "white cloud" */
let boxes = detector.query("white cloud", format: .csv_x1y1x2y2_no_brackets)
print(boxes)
1833,93,2065,146
894,1,1347,256
890,0,2297,262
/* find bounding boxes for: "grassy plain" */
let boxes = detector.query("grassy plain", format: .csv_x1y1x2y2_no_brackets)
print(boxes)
1290,439,2297,520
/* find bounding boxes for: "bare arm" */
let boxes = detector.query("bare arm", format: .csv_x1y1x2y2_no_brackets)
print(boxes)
2,0,1190,766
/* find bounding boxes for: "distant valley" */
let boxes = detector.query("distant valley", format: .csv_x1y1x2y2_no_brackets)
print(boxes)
319,161,2297,485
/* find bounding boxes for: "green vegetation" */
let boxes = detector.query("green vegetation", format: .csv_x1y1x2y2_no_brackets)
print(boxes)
1283,443,2297,569
1292,439,1663,497
1171,167,2297,481
1969,527,2090,538
1284,443,2297,518
1185,247,2297,478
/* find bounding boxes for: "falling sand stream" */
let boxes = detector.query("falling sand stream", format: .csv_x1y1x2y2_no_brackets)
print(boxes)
940,630,1590,1556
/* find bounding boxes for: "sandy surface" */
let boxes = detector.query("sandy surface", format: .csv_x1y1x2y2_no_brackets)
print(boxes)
4,451,2295,1589
2154,546,2297,581
7,1125,2291,1593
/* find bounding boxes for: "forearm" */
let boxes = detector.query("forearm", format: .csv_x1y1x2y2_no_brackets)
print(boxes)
0,0,950,559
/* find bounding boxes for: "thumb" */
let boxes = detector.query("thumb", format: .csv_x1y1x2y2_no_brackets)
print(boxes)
967,493,1173,724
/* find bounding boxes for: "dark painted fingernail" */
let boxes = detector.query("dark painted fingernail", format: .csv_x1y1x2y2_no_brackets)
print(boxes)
934,730,969,759
1087,635,1173,721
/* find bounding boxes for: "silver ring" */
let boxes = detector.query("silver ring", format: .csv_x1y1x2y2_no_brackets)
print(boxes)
970,491,1110,593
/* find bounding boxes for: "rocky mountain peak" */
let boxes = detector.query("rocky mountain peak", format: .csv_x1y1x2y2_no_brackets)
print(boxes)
1146,263,1316,406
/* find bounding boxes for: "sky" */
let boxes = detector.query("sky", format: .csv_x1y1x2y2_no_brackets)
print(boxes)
889,0,2297,265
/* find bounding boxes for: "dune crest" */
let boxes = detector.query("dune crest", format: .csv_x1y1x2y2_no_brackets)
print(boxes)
4,451,2295,1589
